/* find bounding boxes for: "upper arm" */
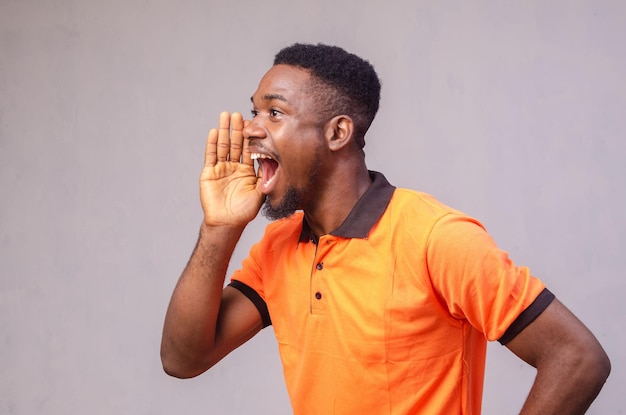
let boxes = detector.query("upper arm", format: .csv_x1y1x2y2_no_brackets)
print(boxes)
504,298,610,413
204,285,265,370
505,298,608,369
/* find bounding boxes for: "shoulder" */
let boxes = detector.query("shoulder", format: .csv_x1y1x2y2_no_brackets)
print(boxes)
386,188,475,228
371,188,486,253
392,188,462,214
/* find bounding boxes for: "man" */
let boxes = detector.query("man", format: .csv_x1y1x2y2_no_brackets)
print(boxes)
161,43,610,414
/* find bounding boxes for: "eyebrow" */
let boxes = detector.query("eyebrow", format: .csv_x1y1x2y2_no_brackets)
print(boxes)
250,93,289,104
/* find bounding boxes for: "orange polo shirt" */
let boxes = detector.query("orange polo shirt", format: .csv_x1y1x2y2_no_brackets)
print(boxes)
230,172,551,414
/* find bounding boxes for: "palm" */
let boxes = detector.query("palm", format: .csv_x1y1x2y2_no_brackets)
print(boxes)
200,112,263,227
200,160,263,225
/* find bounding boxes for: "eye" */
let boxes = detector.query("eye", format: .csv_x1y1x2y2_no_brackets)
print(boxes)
269,108,281,118
250,109,259,118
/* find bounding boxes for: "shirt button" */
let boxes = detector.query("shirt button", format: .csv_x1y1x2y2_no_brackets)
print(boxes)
316,262,324,270
315,292,322,300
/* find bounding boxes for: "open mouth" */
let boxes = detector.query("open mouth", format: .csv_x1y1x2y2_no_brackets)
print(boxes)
251,153,280,194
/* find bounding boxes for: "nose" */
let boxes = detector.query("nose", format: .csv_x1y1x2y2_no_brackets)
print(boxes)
243,116,266,140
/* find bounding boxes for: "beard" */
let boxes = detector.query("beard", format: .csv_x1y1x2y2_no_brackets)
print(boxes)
261,187,303,220
261,148,322,221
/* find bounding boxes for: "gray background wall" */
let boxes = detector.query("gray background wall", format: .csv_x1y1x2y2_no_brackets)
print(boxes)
1,0,624,413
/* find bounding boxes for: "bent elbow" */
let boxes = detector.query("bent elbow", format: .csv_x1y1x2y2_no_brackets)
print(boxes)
161,355,190,379
591,348,611,386
160,347,214,379
161,360,196,379
575,341,611,395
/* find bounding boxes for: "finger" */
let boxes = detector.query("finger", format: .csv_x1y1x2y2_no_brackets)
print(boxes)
216,111,231,162
244,131,262,188
229,112,244,162
241,120,254,167
204,128,218,167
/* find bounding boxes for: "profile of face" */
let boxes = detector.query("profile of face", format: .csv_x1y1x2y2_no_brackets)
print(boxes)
245,64,327,220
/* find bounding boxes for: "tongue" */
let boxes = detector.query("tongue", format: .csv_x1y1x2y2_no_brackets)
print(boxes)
259,158,278,187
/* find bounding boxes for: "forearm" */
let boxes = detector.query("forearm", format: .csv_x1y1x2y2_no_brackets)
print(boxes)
160,222,245,377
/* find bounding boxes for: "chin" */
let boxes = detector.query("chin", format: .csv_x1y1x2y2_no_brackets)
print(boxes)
261,187,302,220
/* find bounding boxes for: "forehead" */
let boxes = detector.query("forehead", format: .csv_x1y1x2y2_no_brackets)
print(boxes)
251,64,312,104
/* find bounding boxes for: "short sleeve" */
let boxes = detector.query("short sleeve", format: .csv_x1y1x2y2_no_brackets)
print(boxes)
426,213,546,341
230,240,265,298
229,240,271,327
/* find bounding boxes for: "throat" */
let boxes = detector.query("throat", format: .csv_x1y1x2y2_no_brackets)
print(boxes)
303,171,373,236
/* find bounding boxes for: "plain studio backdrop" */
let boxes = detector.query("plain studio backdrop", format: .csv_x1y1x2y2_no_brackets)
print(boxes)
1,1,624,413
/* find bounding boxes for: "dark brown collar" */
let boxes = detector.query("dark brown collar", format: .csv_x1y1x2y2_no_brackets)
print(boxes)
298,171,396,242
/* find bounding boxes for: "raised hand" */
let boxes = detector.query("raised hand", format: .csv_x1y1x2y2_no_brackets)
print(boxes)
200,112,264,227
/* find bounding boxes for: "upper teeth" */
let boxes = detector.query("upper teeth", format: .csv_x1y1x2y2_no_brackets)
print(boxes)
251,153,273,160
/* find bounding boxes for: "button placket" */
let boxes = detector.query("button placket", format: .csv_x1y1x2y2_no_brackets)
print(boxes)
311,259,325,311
310,238,331,314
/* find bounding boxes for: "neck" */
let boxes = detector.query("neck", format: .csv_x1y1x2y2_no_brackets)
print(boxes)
303,158,372,237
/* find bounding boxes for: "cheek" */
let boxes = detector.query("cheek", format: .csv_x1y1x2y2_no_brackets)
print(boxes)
276,125,324,180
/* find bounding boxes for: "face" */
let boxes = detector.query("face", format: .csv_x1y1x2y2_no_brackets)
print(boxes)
245,64,327,220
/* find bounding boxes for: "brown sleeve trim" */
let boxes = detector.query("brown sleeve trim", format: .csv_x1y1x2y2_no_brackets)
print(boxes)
498,288,555,345
228,280,272,328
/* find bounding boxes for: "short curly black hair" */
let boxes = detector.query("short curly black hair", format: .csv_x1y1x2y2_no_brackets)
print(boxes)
274,43,381,149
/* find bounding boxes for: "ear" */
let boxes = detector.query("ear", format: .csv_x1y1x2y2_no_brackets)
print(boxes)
324,115,354,152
